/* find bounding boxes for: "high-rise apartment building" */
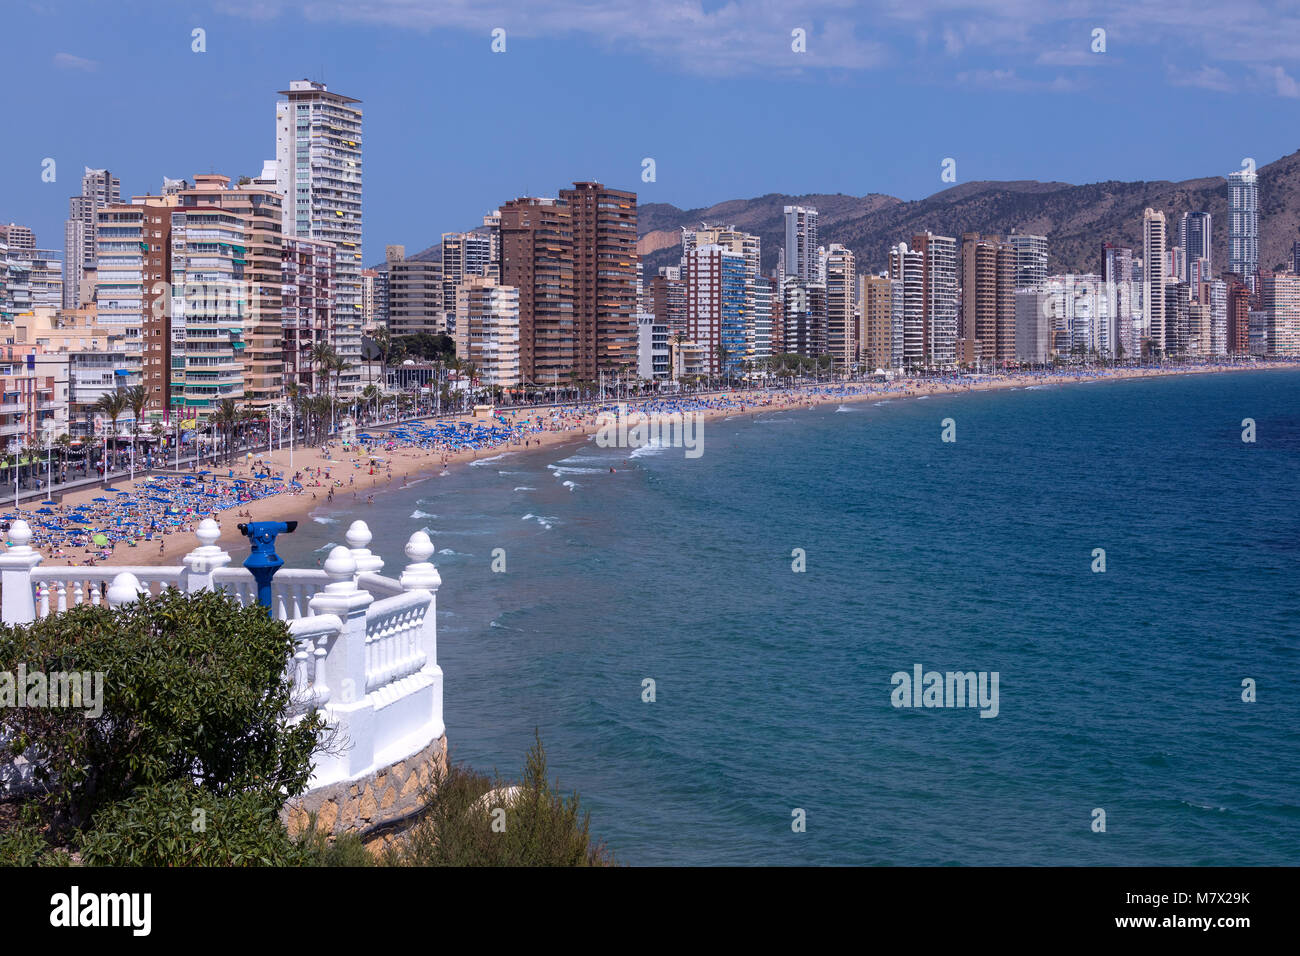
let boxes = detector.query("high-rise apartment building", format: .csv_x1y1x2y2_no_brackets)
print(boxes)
959,233,1017,365
1201,277,1228,356
1227,167,1259,281
911,232,958,367
1142,209,1169,356
783,206,819,283
781,279,827,357
360,268,378,326
96,195,177,416
499,197,573,386
282,236,335,396
561,182,638,378
172,175,285,412
1179,211,1211,284
1102,244,1137,359
0,227,62,315
685,244,747,374
168,202,246,418
385,245,445,337
859,273,902,371
650,267,687,337
63,168,121,309
275,80,362,392
888,242,925,368
683,225,762,362
1226,275,1251,354
441,231,494,314
767,274,785,357
454,276,521,387
0,224,35,255
823,244,856,370
1254,271,1300,357
1164,281,1191,357
1008,233,1048,290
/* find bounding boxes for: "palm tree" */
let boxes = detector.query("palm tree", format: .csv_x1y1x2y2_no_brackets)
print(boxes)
210,399,240,463
373,324,392,367
714,343,731,390
94,390,128,474
310,341,336,400
361,384,381,422
53,433,73,483
122,384,147,470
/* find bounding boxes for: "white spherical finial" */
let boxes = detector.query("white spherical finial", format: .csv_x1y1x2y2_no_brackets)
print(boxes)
346,520,372,550
404,531,435,564
106,572,145,608
323,545,357,583
8,519,32,548
196,518,220,549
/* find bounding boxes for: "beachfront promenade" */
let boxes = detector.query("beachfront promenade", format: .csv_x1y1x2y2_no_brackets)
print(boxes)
0,517,446,838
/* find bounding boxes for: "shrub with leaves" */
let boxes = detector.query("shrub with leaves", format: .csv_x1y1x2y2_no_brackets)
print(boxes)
0,587,324,848
385,732,613,867
79,780,306,867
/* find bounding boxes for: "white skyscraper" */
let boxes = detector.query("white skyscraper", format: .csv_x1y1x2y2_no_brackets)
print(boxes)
1143,208,1168,355
276,80,363,392
63,167,121,308
783,206,819,283
1228,167,1258,281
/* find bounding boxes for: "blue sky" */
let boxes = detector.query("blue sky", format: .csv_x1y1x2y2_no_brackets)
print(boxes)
4,0,1300,261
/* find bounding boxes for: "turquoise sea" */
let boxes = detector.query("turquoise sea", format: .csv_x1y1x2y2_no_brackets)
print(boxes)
278,370,1300,865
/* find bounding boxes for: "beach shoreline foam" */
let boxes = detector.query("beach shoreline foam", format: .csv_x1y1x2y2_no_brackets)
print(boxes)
14,361,1297,570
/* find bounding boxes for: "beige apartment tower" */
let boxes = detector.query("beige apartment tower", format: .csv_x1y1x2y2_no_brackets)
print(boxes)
454,276,521,387
960,233,1017,365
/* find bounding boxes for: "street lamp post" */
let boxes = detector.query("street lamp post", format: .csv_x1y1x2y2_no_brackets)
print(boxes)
10,440,22,511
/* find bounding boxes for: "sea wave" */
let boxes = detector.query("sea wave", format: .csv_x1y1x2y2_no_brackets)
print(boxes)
411,509,437,519
513,486,536,492
470,452,516,467
629,441,668,458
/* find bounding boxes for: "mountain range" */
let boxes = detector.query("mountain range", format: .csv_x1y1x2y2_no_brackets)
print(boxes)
390,149,1300,280
638,149,1300,278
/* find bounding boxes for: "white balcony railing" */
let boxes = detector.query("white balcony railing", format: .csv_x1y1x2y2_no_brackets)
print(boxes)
0,517,443,794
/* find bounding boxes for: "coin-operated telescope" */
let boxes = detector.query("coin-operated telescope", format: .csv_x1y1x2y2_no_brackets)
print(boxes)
238,520,298,612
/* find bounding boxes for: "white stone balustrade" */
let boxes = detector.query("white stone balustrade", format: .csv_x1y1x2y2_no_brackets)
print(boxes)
0,518,444,794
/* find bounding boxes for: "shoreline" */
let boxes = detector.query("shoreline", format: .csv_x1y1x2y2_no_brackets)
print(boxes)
19,361,1299,571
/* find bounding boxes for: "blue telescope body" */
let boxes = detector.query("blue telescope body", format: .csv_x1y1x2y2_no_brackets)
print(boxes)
238,520,298,611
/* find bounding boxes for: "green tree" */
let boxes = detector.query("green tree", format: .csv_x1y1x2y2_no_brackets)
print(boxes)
94,389,128,467
123,384,148,466
0,588,324,843
383,732,613,867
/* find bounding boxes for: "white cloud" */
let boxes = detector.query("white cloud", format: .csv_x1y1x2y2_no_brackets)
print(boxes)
954,68,1081,92
1256,64,1300,97
52,52,98,71
1166,63,1235,92
210,0,1300,91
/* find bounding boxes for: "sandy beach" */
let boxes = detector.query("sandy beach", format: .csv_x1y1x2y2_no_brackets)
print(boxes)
14,361,1297,572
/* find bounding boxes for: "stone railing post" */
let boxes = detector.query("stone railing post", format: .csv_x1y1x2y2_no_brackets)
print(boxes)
106,572,148,609
399,531,440,665
0,520,42,625
346,520,384,575
181,518,232,594
399,530,444,742
309,546,376,780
